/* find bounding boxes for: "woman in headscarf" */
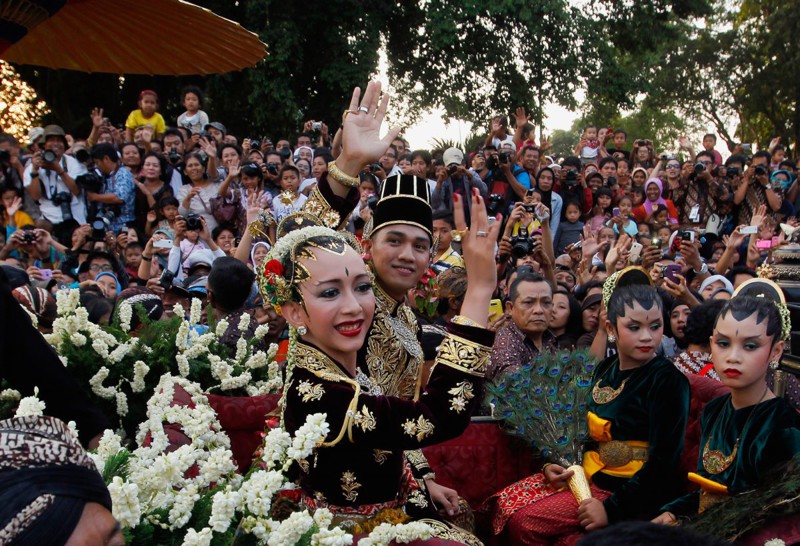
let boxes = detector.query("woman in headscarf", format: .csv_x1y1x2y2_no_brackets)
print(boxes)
535,167,562,237
632,178,678,224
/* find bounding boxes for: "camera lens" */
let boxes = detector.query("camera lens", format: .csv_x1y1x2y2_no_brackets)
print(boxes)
42,150,57,163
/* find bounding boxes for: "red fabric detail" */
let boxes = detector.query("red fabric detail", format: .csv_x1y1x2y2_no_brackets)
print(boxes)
207,393,280,473
275,339,290,364
681,375,730,485
502,484,611,545
422,422,536,511
485,473,554,534
698,363,715,377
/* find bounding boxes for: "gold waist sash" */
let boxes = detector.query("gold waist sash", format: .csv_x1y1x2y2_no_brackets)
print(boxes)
583,411,649,479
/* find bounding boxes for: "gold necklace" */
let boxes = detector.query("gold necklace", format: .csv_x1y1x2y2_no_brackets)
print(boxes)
702,386,768,475
592,377,630,404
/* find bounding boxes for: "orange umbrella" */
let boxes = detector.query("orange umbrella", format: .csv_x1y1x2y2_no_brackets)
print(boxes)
0,0,267,75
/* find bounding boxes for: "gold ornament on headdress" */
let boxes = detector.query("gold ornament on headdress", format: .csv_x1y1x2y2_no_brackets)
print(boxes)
602,266,653,309
733,277,792,342
256,226,362,313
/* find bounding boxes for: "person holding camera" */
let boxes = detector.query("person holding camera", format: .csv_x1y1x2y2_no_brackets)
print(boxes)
22,125,88,243
733,150,783,226
431,147,487,220
86,143,135,235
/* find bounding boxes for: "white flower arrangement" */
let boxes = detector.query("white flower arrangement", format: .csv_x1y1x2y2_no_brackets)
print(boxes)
38,289,283,431
93,375,431,545
14,387,45,418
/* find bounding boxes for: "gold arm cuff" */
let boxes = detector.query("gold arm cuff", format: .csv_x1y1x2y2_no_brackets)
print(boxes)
422,472,436,482
304,185,344,230
435,333,491,377
451,315,481,327
328,161,360,188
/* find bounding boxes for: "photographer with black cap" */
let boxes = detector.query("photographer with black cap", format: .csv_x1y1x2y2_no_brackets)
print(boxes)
734,149,782,226
22,125,88,244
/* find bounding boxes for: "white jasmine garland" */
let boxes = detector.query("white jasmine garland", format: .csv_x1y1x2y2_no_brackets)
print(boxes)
176,354,190,377
118,302,133,332
215,319,229,338
181,527,214,546
176,320,190,349
131,360,149,392
311,527,353,546
15,387,45,418
173,302,185,320
765,540,786,546
358,521,432,546
267,510,315,546
209,489,240,533
238,312,251,332
0,389,21,401
239,469,284,517
70,332,87,346
89,367,117,399
235,337,248,362
108,476,142,528
92,338,110,359
116,391,129,417
168,483,200,528
260,428,291,470
267,226,338,264
254,324,270,340
286,413,329,464
96,430,123,462
189,298,202,326
312,507,334,530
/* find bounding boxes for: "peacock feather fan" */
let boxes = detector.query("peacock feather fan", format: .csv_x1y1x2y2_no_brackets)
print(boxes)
486,349,596,468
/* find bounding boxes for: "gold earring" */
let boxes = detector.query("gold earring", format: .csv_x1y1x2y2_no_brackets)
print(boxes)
607,334,616,343
297,325,308,336
770,360,780,370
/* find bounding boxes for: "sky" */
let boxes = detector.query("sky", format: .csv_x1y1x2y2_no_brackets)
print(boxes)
403,103,579,151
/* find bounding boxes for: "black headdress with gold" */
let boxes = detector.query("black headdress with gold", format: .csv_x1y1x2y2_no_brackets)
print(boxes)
733,278,792,341
602,266,654,308
369,174,433,241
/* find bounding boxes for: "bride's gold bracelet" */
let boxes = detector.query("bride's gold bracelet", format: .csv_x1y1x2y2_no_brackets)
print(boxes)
327,161,360,188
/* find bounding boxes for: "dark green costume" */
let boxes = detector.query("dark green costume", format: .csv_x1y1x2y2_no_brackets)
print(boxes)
663,394,800,516
587,355,691,522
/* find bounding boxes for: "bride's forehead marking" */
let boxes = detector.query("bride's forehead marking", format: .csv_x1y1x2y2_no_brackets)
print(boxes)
345,267,350,277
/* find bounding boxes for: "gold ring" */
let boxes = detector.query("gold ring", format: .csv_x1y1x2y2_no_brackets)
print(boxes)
452,229,468,242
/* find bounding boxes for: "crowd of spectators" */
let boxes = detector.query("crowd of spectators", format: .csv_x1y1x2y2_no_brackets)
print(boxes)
1,88,798,405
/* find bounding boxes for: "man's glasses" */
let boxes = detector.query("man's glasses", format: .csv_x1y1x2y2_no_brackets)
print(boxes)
89,264,113,272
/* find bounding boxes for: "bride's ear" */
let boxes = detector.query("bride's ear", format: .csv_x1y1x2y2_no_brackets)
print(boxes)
281,301,306,331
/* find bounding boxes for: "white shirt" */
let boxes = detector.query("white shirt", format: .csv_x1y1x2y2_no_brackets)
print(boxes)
271,193,307,224
176,181,222,232
23,154,88,224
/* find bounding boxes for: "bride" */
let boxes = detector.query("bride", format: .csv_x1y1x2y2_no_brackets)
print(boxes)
256,85,501,541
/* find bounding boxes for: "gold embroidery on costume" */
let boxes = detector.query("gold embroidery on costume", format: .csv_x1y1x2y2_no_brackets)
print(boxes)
297,458,310,473
592,377,630,404
448,381,475,413
373,449,392,464
405,449,428,469
416,518,483,546
402,416,435,441
365,284,424,399
349,405,377,432
296,380,325,402
304,185,343,229
314,491,327,502
341,470,361,502
436,334,490,377
408,490,429,508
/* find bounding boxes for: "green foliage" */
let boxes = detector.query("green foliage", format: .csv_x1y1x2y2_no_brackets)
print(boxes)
549,129,578,158
486,349,596,467
101,450,131,484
